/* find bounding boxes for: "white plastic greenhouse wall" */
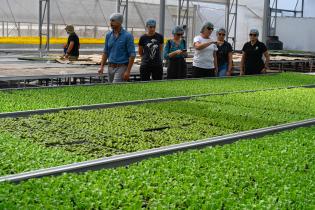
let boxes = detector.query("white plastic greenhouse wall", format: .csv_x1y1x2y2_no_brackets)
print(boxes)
0,0,266,49
276,17,315,52
0,0,314,50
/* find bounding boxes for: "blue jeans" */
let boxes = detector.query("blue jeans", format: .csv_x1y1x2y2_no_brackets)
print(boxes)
218,63,228,77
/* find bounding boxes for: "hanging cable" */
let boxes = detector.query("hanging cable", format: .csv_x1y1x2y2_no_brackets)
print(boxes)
6,0,19,34
78,0,97,25
0,3,11,20
55,0,66,25
96,0,109,26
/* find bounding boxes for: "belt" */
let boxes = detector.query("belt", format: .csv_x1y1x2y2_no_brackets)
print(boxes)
109,63,128,68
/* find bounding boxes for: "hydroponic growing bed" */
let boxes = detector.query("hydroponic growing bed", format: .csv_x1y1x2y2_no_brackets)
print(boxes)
0,73,314,209
0,126,314,209
0,88,314,176
0,73,314,113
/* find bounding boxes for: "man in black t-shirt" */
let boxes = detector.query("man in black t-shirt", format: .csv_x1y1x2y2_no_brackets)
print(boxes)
138,19,164,81
216,28,233,77
64,25,80,60
240,29,270,75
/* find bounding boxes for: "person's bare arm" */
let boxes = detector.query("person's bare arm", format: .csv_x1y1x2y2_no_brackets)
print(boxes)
98,53,108,74
240,52,246,76
159,44,163,54
194,41,216,50
168,50,182,58
123,56,135,81
262,50,270,73
213,51,218,75
227,52,233,76
138,45,144,57
64,41,74,58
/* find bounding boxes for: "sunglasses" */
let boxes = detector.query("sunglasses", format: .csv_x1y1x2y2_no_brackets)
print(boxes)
249,34,257,37
176,33,183,36
218,33,225,36
148,26,156,28
207,27,214,30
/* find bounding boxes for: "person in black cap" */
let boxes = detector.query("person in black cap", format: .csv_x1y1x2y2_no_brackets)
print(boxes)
63,25,80,61
240,29,270,75
138,19,164,81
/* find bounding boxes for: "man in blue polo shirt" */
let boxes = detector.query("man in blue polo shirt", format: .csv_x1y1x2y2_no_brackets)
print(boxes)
98,13,136,83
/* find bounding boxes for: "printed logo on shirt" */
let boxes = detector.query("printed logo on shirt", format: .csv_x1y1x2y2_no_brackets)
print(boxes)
255,46,259,50
146,39,159,60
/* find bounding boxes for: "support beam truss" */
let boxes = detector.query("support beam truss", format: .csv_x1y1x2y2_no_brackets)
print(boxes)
39,0,50,57
177,0,190,46
226,0,238,50
116,0,129,30
268,0,304,36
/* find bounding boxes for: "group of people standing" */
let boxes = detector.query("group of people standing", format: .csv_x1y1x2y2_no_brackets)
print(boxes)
64,13,270,83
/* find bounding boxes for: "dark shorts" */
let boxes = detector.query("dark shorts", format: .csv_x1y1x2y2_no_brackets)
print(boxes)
140,64,163,81
192,66,216,78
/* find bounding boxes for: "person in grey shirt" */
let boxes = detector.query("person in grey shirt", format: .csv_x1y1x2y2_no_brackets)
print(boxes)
98,13,136,83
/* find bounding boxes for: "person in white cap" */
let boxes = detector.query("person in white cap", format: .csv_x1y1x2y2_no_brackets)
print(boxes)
192,22,221,78
138,19,164,81
63,25,80,60
240,29,270,75
98,13,136,83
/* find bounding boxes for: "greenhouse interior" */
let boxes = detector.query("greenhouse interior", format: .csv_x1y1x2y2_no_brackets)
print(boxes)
0,0,314,209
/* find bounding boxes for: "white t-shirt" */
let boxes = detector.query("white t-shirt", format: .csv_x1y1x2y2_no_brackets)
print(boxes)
193,35,218,69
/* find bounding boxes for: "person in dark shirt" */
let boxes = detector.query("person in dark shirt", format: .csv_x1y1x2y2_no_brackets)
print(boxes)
240,29,270,75
138,19,164,81
216,28,233,77
64,25,80,60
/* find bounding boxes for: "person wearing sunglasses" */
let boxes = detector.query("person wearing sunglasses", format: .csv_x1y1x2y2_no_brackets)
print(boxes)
164,25,188,79
216,28,233,77
240,29,270,75
138,19,164,81
192,22,219,78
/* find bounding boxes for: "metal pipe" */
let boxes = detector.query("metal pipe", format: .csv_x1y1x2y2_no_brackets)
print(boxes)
124,0,128,30
225,2,229,42
159,0,165,36
301,0,305,17
192,5,196,44
186,0,189,47
274,0,278,36
233,0,238,50
17,22,21,37
39,0,43,55
116,0,120,12
47,0,50,52
2,21,4,37
263,0,271,43
177,0,181,25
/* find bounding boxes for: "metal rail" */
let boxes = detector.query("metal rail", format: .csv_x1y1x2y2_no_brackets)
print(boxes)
0,73,280,91
1,118,314,183
0,73,105,82
1,84,314,119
